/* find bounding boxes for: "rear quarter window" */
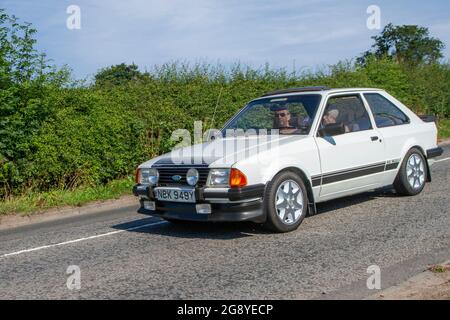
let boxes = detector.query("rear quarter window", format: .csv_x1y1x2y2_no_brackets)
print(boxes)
364,93,410,128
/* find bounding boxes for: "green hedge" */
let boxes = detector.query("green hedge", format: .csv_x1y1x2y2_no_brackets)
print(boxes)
1,58,450,199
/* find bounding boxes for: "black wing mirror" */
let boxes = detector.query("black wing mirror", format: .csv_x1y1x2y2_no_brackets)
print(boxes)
318,122,345,137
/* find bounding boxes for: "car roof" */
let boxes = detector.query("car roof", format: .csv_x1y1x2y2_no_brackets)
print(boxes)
259,87,384,99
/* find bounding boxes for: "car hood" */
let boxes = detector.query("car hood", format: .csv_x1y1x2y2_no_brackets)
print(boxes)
139,135,309,168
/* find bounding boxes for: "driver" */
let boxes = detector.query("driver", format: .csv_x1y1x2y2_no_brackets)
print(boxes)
273,106,300,134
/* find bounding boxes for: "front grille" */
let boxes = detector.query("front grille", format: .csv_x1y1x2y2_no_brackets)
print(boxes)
155,167,210,186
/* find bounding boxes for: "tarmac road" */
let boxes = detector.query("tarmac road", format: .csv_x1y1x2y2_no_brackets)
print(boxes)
0,146,449,299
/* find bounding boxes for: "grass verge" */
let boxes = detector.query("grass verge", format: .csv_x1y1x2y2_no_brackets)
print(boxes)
0,177,134,216
429,264,450,273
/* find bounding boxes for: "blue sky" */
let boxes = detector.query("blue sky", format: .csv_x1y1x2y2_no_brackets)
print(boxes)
3,0,450,79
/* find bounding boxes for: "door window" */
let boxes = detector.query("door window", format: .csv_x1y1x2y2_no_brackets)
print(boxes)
320,95,372,134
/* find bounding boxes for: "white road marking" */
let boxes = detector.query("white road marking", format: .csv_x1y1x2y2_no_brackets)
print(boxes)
435,157,450,163
0,220,167,258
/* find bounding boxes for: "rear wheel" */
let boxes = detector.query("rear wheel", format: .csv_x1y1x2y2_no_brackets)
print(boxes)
264,171,308,233
394,148,427,196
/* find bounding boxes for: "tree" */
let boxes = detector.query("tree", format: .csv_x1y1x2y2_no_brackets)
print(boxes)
0,9,68,198
358,23,445,66
94,63,144,86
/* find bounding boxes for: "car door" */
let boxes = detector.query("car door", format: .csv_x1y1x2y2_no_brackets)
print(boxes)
313,93,386,200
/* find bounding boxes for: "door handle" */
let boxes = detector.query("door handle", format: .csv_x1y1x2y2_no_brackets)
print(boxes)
370,136,379,141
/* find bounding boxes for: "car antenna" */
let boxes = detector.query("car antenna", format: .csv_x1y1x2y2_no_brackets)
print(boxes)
208,86,223,141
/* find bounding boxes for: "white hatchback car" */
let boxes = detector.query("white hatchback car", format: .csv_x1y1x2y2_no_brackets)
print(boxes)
133,87,443,232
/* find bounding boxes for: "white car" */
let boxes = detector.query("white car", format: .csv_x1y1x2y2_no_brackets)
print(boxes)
133,87,443,232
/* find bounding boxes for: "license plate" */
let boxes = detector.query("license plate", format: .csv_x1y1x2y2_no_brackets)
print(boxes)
154,187,196,203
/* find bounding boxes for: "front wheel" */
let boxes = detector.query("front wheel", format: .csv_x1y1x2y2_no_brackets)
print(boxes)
264,171,308,233
394,148,427,196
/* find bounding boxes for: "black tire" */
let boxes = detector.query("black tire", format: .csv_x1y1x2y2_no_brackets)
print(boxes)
263,171,308,233
394,148,427,196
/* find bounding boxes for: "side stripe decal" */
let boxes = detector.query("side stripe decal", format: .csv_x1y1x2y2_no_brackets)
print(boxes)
385,162,399,171
311,160,400,187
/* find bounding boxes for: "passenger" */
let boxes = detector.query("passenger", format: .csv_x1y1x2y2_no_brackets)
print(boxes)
322,108,339,125
322,107,351,133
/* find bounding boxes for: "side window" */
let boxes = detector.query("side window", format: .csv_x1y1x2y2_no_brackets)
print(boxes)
364,93,409,128
321,95,372,134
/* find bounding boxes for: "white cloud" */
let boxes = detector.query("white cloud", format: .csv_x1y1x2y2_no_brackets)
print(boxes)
3,0,449,78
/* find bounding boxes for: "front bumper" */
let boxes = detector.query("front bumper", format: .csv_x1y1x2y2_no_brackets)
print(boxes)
132,184,266,223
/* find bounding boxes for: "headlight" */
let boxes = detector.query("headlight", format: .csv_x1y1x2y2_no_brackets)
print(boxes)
140,168,159,185
207,169,230,187
186,168,199,186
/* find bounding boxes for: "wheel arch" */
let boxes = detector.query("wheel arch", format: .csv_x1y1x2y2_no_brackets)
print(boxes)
273,167,317,215
399,145,431,182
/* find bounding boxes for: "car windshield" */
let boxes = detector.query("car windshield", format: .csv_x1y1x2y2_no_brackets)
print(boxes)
222,94,322,135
